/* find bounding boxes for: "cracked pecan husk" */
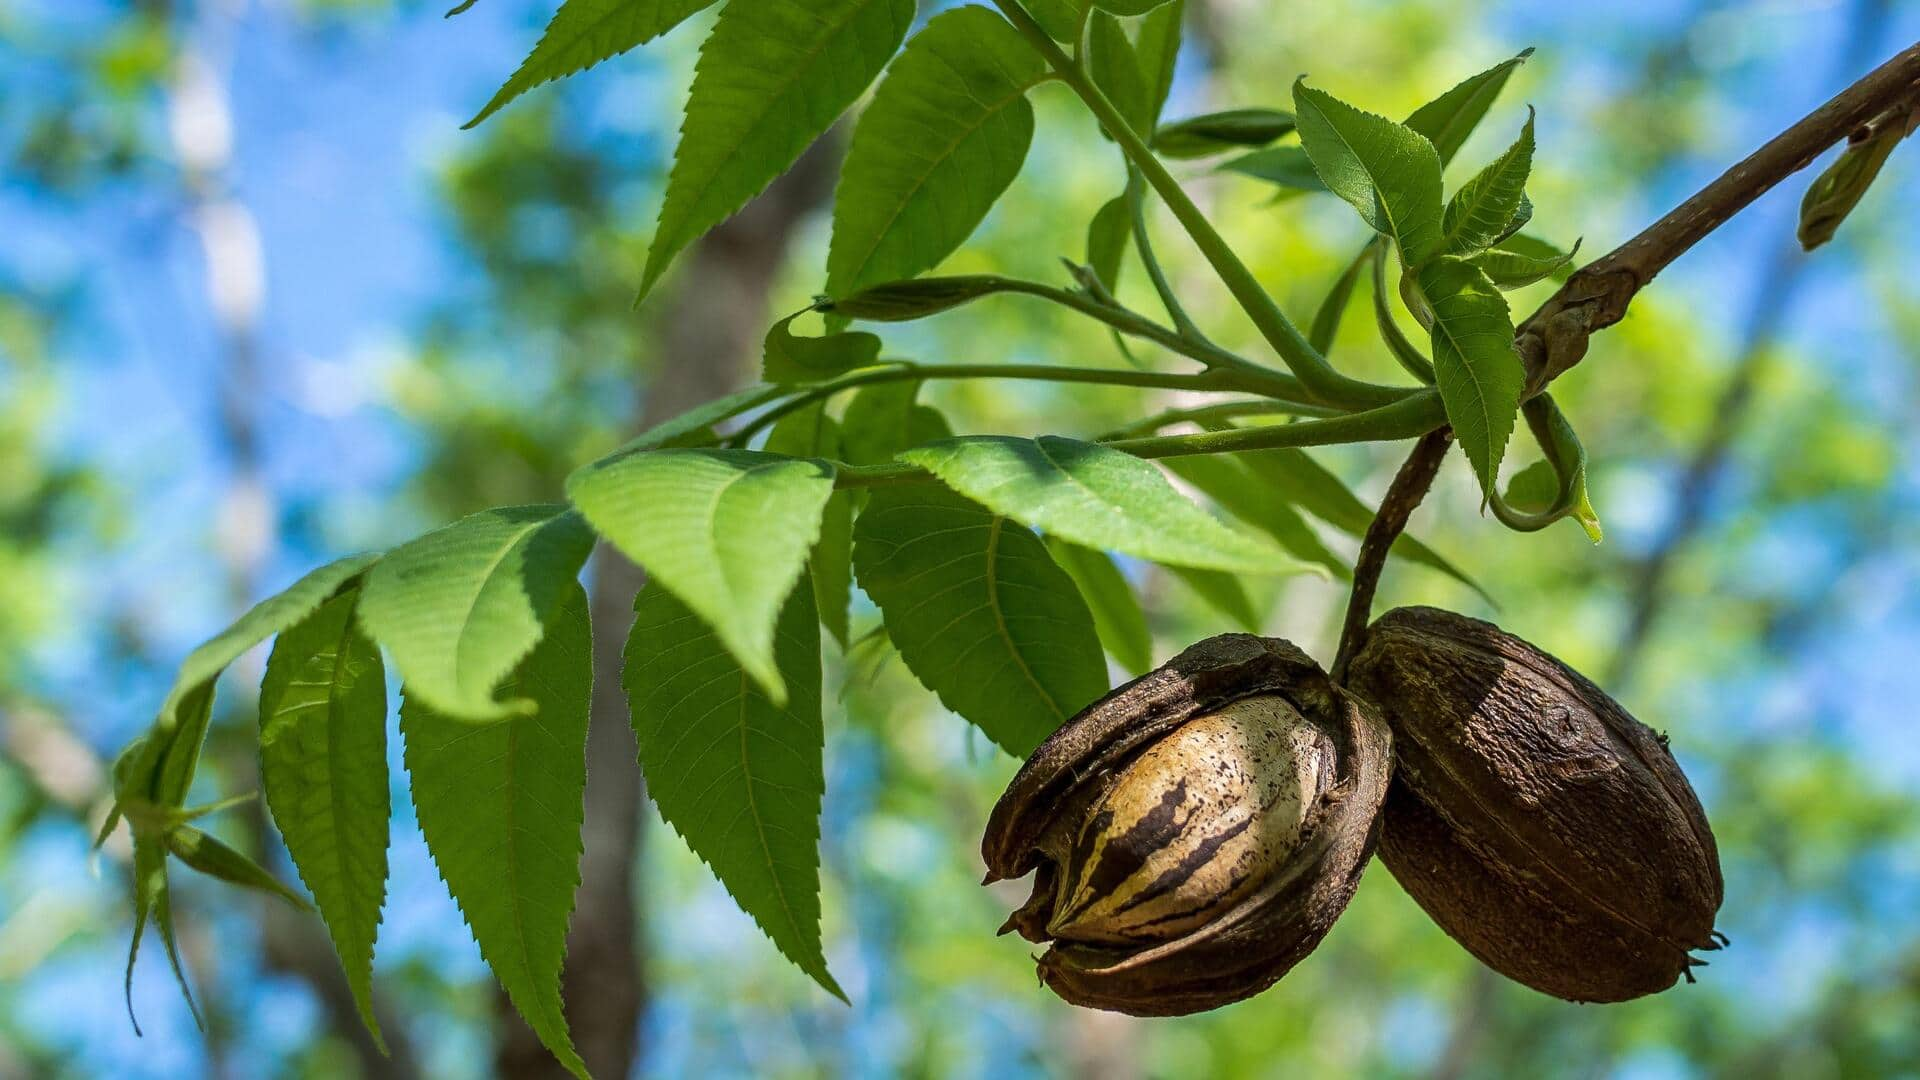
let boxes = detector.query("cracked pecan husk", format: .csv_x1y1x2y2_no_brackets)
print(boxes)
981,634,1392,1016
1347,606,1724,1003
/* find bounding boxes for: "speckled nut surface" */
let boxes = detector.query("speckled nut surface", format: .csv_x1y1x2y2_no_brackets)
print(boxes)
982,634,1392,1016
1348,606,1724,1003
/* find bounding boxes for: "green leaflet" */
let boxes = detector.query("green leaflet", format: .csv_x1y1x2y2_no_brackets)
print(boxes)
1442,109,1534,254
1494,393,1602,541
1799,103,1914,250
1092,0,1177,15
1405,49,1533,166
358,505,594,720
765,405,856,648
1309,244,1371,356
1046,538,1153,676
1166,566,1262,633
839,381,951,466
763,312,883,384
123,554,381,814
1502,461,1559,512
625,577,843,999
1160,454,1350,579
164,825,310,911
259,587,390,1048
1293,80,1445,265
1087,194,1131,291
1471,234,1579,289
1024,0,1089,43
401,584,592,1080
568,448,835,702
1154,108,1296,158
125,831,194,1033
1135,2,1183,130
1221,145,1328,194
1416,255,1524,498
1089,13,1153,138
827,277,1005,322
640,0,914,300
903,436,1304,576
598,384,789,463
1226,443,1488,601
852,485,1107,756
466,0,718,128
826,7,1048,297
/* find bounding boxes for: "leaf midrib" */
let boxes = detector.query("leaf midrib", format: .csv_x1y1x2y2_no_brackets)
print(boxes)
983,515,1067,725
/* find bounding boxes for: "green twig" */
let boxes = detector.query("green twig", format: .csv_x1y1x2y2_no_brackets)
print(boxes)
991,0,1405,410
835,390,1446,488
1369,239,1437,384
1100,398,1343,439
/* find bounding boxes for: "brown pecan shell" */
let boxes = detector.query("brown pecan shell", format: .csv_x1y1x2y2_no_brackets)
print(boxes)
1348,606,1724,1002
982,634,1392,1016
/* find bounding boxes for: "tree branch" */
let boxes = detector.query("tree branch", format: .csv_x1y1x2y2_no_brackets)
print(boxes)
1330,429,1453,683
1517,40,1920,395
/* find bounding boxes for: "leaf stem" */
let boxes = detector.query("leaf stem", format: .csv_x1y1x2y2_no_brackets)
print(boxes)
1369,238,1437,383
990,0,1405,410
1125,166,1207,342
729,359,1293,446
1100,397,1343,439
834,390,1446,489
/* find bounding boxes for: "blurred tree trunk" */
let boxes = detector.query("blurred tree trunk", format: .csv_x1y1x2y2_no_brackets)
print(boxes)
493,141,838,1080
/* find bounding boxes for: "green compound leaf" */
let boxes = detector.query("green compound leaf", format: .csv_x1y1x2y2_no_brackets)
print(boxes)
853,485,1107,756
1309,245,1371,356
401,584,592,1080
113,555,379,1035
1025,0,1089,42
567,448,835,703
640,0,915,300
1088,12,1152,138
826,6,1048,298
1221,145,1328,194
839,381,951,466
259,587,390,1048
1416,255,1525,498
1092,0,1177,15
1154,108,1296,158
598,384,790,463
1229,445,1488,601
1166,566,1262,633
358,505,594,720
1405,48,1533,166
763,312,883,385
1470,234,1579,289
1293,80,1445,265
903,436,1304,576
164,825,310,911
124,832,195,1034
1135,1,1183,130
1046,537,1153,676
466,0,718,128
765,405,855,648
1799,103,1915,250
1087,194,1131,291
625,576,843,999
1160,454,1350,579
1442,109,1534,254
